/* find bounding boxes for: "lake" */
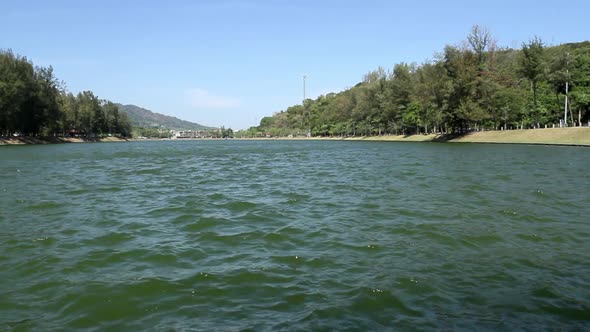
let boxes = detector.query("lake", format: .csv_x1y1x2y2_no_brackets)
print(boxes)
1,140,589,330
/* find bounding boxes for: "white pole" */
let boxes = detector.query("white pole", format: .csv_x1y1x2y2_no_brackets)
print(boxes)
302,75,306,105
564,54,569,127
563,75,569,127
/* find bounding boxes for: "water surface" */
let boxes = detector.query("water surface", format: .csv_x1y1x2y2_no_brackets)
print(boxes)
1,140,589,330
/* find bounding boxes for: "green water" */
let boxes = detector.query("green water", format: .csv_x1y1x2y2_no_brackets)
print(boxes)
1,140,589,331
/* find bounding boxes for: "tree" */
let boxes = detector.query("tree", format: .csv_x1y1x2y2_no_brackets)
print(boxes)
103,101,120,134
570,44,590,125
443,45,479,131
467,25,491,69
35,65,62,135
116,111,132,137
77,91,101,135
518,37,545,124
0,51,38,135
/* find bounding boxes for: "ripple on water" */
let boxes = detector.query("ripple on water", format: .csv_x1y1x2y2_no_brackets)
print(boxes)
219,200,257,212
26,200,64,211
84,232,134,246
2,141,590,330
460,233,504,247
181,216,227,231
146,205,189,218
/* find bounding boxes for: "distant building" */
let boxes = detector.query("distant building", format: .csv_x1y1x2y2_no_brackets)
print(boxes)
170,130,206,139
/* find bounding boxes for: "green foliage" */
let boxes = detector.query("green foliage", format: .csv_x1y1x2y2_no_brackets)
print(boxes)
519,37,545,123
259,116,275,129
220,126,234,138
253,28,590,136
133,127,169,138
0,50,61,136
0,49,132,137
519,37,545,85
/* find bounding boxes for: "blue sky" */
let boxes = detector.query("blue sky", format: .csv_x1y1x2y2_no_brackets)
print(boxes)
2,0,589,129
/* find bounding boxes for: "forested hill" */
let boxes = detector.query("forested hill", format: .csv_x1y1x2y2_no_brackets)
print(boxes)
243,26,590,138
117,104,213,130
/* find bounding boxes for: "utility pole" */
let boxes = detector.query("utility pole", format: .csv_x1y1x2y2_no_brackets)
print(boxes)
564,53,569,127
302,75,306,105
302,75,310,136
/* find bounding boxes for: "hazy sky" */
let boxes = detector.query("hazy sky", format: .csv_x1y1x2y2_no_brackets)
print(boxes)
2,0,589,129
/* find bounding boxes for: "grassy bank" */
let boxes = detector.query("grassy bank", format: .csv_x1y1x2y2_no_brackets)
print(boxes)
364,127,590,146
260,127,590,146
0,136,128,145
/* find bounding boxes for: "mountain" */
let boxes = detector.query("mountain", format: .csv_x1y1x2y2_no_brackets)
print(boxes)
117,104,214,130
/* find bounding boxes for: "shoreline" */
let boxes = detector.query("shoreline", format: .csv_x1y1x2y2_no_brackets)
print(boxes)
2,128,589,147
0,136,128,145
243,127,590,147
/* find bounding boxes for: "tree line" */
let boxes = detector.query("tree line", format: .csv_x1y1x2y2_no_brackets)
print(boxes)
244,26,590,137
0,49,131,137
